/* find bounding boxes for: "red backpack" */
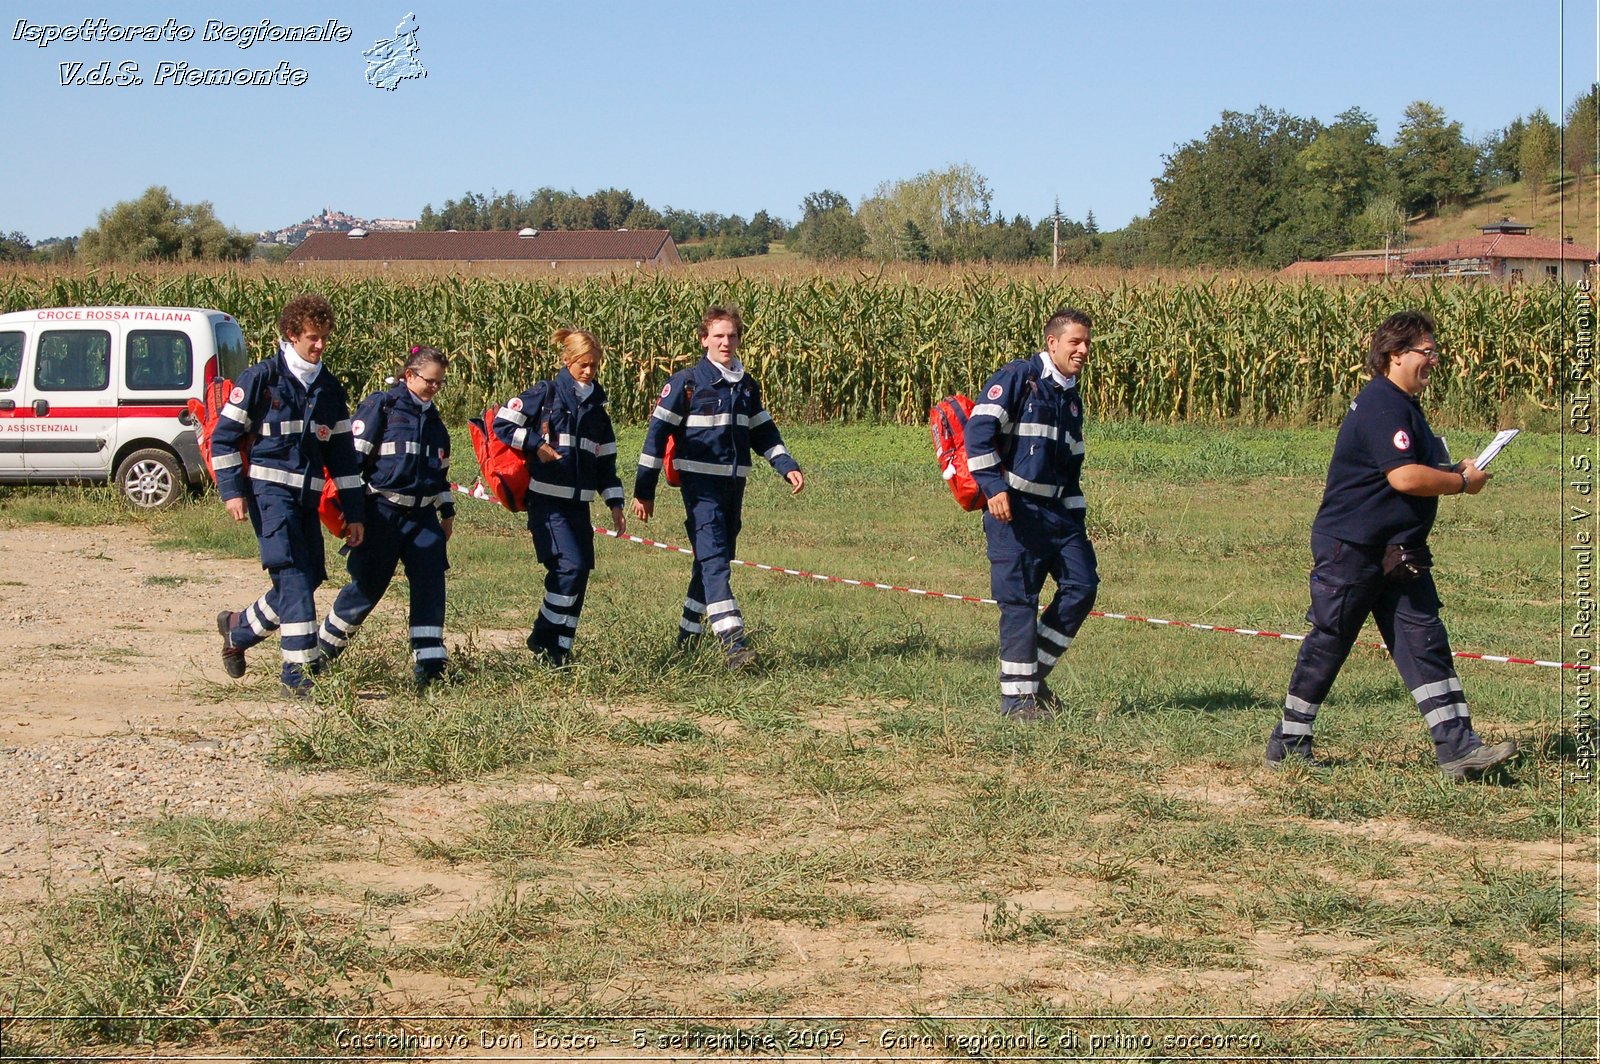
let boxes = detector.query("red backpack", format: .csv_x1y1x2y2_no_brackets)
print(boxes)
469,404,533,512
929,394,986,512
661,382,693,488
185,376,236,482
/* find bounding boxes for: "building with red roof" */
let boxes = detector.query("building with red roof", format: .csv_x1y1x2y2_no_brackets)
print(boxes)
1401,226,1595,282
286,228,681,267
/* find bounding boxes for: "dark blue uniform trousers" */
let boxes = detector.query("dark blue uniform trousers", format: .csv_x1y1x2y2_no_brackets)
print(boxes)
1274,533,1480,764
679,481,747,649
317,501,448,679
985,498,1099,712
527,500,594,662
228,485,326,690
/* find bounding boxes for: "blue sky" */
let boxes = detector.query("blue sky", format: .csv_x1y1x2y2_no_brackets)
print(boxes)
2,0,1594,240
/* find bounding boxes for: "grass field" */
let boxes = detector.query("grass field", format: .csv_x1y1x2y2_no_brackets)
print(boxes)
1,421,1593,1059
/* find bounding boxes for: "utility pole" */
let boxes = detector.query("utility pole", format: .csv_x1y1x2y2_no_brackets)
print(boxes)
1052,197,1061,271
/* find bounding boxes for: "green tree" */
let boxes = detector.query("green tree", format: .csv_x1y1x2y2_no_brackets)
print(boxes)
1487,117,1526,183
78,186,253,264
1565,85,1600,225
0,230,33,262
856,164,993,261
788,190,867,260
1390,101,1479,216
1272,106,1390,261
1147,106,1322,266
1520,108,1559,220
1348,194,1406,251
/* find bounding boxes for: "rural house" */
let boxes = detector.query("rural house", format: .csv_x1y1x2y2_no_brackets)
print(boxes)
285,228,682,267
1401,219,1596,283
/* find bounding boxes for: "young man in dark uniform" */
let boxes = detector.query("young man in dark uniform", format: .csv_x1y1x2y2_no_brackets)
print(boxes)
633,306,804,668
964,307,1099,722
211,293,366,696
1268,309,1517,779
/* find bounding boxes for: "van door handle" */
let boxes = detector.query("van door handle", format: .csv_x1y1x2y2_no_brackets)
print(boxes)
0,399,14,411
33,399,49,416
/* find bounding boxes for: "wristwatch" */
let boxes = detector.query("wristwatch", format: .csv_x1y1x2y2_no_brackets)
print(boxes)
1458,470,1469,494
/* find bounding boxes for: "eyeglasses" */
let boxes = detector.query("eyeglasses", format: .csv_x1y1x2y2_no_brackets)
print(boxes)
1404,346,1441,360
409,370,446,389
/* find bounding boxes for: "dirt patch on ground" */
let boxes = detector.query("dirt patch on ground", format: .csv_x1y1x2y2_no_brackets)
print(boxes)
0,524,1584,1055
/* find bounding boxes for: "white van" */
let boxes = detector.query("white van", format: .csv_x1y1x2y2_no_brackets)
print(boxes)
0,306,249,509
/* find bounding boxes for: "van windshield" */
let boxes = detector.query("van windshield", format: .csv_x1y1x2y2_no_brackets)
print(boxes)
214,320,248,381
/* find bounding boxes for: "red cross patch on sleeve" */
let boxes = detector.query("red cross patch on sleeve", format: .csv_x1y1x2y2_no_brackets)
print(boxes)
229,386,244,404
351,419,365,436
1392,429,1411,450
987,385,1003,400
507,396,522,411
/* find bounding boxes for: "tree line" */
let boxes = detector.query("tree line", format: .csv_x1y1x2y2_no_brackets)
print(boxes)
11,87,1595,268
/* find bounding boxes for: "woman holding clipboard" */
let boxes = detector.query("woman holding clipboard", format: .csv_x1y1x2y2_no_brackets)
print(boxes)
1265,310,1518,780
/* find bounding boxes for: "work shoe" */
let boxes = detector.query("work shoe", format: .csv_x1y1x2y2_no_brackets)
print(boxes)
725,645,760,672
217,611,246,678
1266,750,1331,772
1439,740,1518,780
1037,681,1064,714
279,681,313,701
1002,698,1054,724
414,667,447,693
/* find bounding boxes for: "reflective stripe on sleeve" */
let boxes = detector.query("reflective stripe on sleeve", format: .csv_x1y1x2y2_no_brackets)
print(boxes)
211,452,243,470
637,453,663,470
651,405,683,426
969,403,1010,428
966,452,1000,471
219,403,252,426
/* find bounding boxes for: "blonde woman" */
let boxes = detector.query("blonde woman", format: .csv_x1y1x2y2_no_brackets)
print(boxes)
493,330,625,665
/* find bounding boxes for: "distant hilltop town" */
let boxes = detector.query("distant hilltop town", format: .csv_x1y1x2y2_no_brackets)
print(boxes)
259,207,415,246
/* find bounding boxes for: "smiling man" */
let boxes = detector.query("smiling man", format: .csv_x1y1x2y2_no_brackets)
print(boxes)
634,306,804,669
964,307,1099,722
1267,309,1517,779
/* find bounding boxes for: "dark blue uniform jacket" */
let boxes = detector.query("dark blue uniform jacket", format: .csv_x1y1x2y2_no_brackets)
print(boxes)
492,367,623,508
210,351,366,525
634,356,799,502
351,382,456,518
1313,375,1444,547
963,353,1086,511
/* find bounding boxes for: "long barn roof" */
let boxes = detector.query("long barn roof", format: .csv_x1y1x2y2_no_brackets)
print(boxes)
286,229,677,261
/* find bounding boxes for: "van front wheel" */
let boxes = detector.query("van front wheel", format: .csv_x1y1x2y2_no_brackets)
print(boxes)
116,448,183,510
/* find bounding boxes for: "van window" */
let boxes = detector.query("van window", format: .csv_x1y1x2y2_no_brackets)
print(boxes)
126,330,193,390
0,331,22,391
35,330,111,391
214,320,248,381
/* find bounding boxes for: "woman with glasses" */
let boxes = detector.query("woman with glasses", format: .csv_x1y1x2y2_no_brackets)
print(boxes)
317,344,457,689
1266,310,1516,780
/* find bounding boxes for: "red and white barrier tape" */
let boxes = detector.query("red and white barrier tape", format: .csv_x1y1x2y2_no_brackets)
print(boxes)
452,481,1593,672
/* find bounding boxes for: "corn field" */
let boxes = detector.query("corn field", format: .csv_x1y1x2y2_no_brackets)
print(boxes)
0,269,1574,426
